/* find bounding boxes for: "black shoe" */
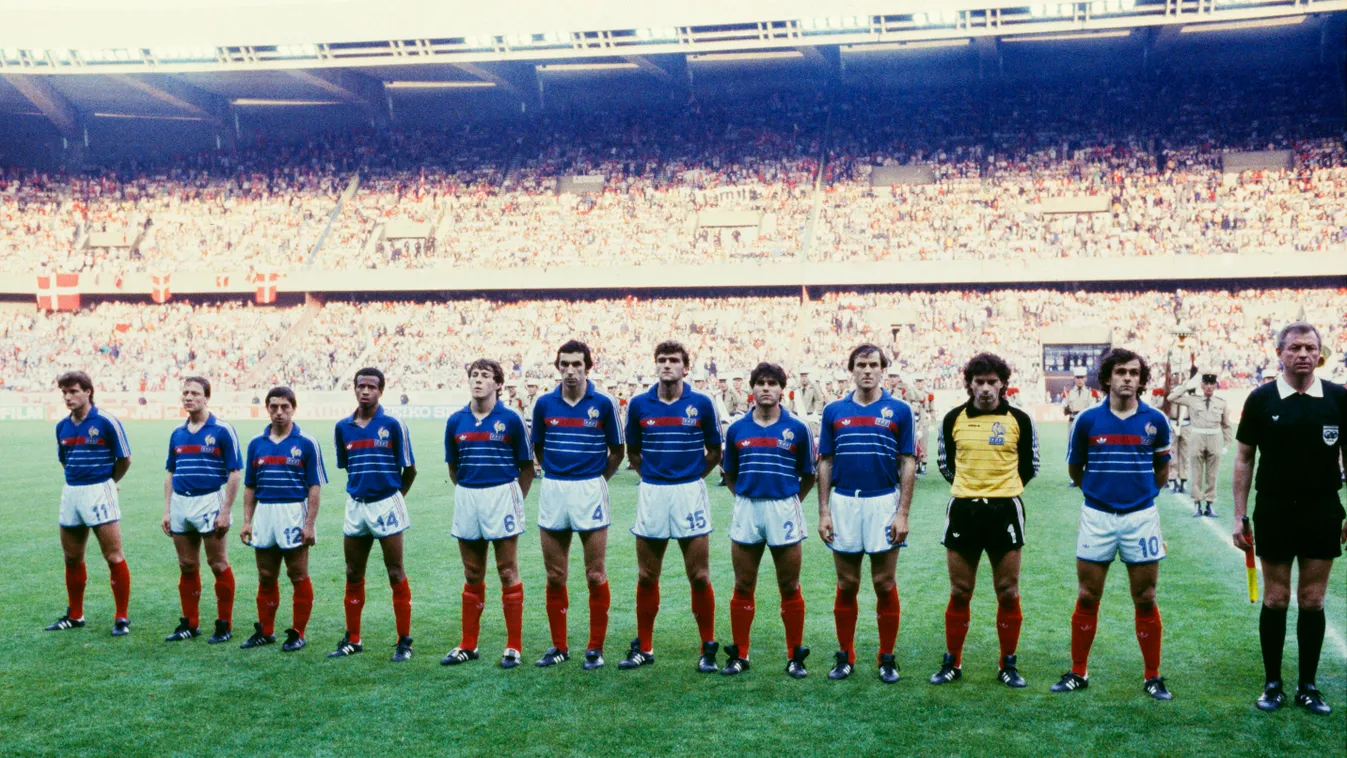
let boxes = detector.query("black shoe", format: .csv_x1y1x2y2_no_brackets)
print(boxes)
1256,681,1286,711
326,632,363,658
111,618,131,637
785,646,810,679
500,647,522,669
1144,676,1173,701
1192,505,1204,518
164,617,200,642
440,646,479,666
1295,684,1332,715
45,608,85,631
207,620,232,644
1177,481,1187,494
281,628,306,652
392,636,413,662
536,647,570,667
1204,504,1217,518
697,641,720,674
1051,671,1089,693
720,644,749,676
878,653,900,684
929,653,961,685
618,638,654,670
828,650,853,680
240,622,275,649
998,654,1027,688
583,648,605,670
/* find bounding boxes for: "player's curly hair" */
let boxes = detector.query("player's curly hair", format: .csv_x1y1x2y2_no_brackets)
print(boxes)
653,340,690,367
962,353,1011,397
353,367,385,391
847,343,890,371
749,362,788,387
555,339,594,370
1097,347,1150,394
56,370,95,404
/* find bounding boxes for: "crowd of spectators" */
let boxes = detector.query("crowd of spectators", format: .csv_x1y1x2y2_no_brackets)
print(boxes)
2,287,1341,396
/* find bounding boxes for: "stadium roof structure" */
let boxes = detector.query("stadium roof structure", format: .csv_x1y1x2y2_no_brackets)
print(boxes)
0,0,1343,140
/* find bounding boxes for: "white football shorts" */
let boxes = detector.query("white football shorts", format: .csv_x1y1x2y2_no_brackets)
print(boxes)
829,490,906,555
537,476,610,532
631,480,712,540
59,482,121,528
250,501,308,550
452,481,525,541
170,489,226,535
1076,505,1166,564
344,493,411,539
729,495,807,547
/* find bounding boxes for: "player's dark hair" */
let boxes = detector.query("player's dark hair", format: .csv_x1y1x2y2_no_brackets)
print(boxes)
749,362,788,387
555,340,594,371
354,367,385,391
1097,348,1150,394
265,386,298,408
467,358,506,390
963,353,1011,397
847,343,890,371
653,340,690,367
1275,321,1322,352
56,370,94,404
183,375,212,398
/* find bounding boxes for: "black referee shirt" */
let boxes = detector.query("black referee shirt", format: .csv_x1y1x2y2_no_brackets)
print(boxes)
1236,376,1346,500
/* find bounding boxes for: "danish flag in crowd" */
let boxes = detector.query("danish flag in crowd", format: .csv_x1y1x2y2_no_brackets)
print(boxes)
253,271,281,304
35,273,80,311
150,273,172,304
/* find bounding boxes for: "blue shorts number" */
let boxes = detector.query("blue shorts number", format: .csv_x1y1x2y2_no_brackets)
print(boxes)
783,521,795,540
592,504,605,522
1148,536,1160,556
385,510,398,529
504,514,516,532
284,526,302,546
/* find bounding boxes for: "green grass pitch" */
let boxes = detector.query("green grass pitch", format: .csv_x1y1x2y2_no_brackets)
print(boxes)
0,420,1342,756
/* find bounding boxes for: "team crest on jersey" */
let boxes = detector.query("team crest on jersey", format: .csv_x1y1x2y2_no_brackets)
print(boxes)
782,429,795,441
588,407,601,419
378,427,390,439
988,421,1006,446
494,421,506,434
1325,425,1340,446
205,435,216,446
89,427,99,438
1144,422,1157,437
880,407,894,420
686,406,698,418
290,446,302,459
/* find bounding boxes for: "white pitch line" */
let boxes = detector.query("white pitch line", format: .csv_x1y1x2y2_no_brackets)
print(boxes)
1167,491,1347,660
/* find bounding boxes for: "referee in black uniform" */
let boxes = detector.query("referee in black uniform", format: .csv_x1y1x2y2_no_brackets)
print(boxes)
1232,321,1347,715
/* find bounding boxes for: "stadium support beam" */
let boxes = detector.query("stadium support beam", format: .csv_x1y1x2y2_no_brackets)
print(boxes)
449,62,521,95
108,74,227,126
622,55,674,83
285,68,389,126
2,74,80,138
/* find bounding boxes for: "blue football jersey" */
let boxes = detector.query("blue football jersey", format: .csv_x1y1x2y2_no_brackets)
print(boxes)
444,400,532,488
166,413,243,496
625,383,723,485
1067,401,1172,513
818,391,915,497
723,409,816,500
532,382,624,481
56,406,131,486
335,406,415,501
244,424,328,503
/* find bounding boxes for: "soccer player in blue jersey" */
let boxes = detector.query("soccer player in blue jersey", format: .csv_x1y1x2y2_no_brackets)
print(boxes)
1053,347,1173,700
46,371,134,636
817,344,916,683
620,340,723,673
532,341,624,669
162,376,241,644
329,368,417,662
239,387,328,653
442,359,534,669
721,362,816,678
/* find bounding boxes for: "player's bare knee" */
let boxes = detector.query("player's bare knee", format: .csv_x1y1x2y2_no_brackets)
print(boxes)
344,565,365,584
687,569,711,591
949,581,975,603
872,577,895,595
1076,589,1101,609
835,576,860,594
544,565,568,588
993,582,1019,606
1297,589,1326,611
385,566,406,585
286,566,308,584
733,577,757,596
103,551,125,567
178,557,201,574
1131,587,1157,611
497,565,520,586
584,567,606,586
207,559,230,577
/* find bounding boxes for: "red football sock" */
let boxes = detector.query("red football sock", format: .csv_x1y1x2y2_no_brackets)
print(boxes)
108,560,131,620
586,580,610,652
344,579,366,644
213,566,235,624
779,585,806,656
876,585,901,661
291,576,314,637
635,581,660,653
179,569,202,628
502,583,524,652
834,585,859,663
997,595,1023,660
730,588,755,657
545,585,569,652
65,562,87,620
945,594,972,667
460,582,486,650
1135,605,1163,680
257,578,280,637
691,584,716,645
391,577,412,639
1071,597,1100,677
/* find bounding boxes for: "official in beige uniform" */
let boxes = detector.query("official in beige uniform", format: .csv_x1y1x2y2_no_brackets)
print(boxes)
1061,367,1094,486
912,375,936,476
724,374,749,419
796,368,828,438
1166,370,1232,517
1166,379,1191,494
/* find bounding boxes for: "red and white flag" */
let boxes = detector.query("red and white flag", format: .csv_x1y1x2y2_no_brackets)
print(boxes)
36,273,80,311
253,271,281,304
216,274,230,288
150,273,172,304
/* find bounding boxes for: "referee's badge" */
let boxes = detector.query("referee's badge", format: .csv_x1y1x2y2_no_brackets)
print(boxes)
1325,425,1340,446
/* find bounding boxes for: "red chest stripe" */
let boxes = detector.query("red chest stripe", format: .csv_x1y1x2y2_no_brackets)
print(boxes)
738,437,796,451
832,417,895,431
1088,434,1144,446
546,417,604,429
345,439,383,450
256,455,300,466
643,417,701,428
61,436,107,446
456,432,512,443
174,445,222,456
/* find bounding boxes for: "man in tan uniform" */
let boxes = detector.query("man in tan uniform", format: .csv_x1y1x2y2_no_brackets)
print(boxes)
723,373,749,419
911,374,936,476
1166,375,1191,494
796,367,827,438
1061,367,1095,486
1166,369,1232,517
